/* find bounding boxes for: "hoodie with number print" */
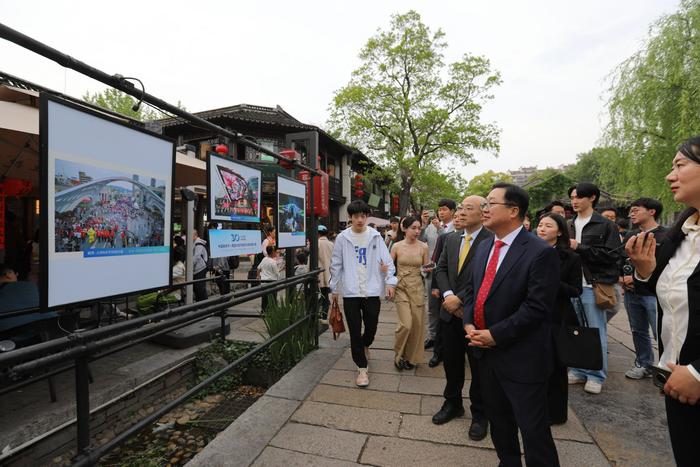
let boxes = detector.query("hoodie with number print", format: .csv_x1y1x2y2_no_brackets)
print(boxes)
330,227,397,298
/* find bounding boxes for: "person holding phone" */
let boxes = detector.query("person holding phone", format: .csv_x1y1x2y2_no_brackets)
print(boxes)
391,216,432,370
627,136,700,466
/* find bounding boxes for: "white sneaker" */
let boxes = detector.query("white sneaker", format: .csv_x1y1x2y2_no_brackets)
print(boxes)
625,366,652,380
356,368,369,387
584,380,602,394
568,372,586,385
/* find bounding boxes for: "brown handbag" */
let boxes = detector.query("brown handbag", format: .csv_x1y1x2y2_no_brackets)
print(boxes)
328,297,345,340
592,282,617,309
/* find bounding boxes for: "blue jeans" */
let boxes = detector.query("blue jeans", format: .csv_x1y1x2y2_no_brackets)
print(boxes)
624,292,657,368
570,287,608,384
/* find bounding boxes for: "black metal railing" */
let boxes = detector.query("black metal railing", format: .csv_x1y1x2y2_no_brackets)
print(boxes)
0,269,321,466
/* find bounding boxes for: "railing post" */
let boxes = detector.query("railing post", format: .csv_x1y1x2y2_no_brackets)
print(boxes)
74,354,91,459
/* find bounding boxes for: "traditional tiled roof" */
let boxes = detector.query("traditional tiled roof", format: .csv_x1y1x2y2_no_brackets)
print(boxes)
156,103,314,130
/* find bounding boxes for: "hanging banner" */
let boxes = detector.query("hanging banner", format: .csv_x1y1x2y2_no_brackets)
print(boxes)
208,229,261,258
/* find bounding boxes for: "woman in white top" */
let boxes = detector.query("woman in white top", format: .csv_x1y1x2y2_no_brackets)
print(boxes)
627,136,700,466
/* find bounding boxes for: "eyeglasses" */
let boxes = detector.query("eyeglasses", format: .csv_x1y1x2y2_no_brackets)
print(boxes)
480,201,516,211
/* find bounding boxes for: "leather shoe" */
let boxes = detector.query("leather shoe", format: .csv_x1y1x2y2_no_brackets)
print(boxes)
424,339,434,350
468,418,488,441
428,354,442,368
432,404,465,425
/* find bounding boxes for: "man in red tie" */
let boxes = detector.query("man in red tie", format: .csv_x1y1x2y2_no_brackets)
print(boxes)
463,183,560,467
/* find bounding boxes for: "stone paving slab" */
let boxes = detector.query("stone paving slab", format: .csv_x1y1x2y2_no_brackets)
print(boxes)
333,355,415,375
360,435,500,466
550,409,594,443
399,374,468,396
252,446,361,467
291,400,401,436
269,422,367,461
321,369,401,391
265,346,345,401
343,347,396,361
399,414,495,449
421,394,453,416
309,384,422,414
557,440,611,467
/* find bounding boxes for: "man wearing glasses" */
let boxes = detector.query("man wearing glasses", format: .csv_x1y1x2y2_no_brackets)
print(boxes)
463,183,561,466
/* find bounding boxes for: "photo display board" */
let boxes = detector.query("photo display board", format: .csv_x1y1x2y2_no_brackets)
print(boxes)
41,94,174,308
276,175,307,248
207,153,261,222
208,229,262,258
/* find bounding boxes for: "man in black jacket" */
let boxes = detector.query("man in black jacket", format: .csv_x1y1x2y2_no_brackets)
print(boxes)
567,182,622,394
433,195,492,442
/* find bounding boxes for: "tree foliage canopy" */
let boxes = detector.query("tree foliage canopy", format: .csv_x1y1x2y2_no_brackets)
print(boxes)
465,170,512,198
328,11,501,214
604,0,700,212
83,88,184,122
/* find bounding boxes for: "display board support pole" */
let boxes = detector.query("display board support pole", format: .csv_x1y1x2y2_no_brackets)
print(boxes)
183,187,196,305
74,354,91,457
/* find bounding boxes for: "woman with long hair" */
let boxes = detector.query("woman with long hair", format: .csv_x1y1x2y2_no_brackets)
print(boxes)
391,216,432,369
627,136,700,466
536,212,582,425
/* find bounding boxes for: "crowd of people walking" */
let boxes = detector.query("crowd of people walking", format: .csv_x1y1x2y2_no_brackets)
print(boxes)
325,135,700,467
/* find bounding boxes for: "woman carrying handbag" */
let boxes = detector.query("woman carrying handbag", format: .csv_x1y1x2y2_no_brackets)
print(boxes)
536,213,583,425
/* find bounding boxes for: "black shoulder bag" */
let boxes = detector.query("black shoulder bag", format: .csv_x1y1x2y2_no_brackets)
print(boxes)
555,301,603,370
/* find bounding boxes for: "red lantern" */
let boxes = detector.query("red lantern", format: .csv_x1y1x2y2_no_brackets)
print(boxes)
215,144,228,155
354,189,365,198
391,194,400,215
297,165,329,216
278,148,300,169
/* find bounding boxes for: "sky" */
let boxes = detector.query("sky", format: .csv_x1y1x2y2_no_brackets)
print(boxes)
0,0,680,180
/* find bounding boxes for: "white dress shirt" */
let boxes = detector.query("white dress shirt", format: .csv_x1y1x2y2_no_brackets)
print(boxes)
653,214,700,381
443,227,483,298
444,221,455,233
487,225,524,272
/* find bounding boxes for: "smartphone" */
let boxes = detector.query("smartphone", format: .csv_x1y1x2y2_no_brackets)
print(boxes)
422,261,436,272
651,365,672,389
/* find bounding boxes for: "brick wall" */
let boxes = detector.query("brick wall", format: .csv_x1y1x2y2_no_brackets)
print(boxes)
5,361,196,467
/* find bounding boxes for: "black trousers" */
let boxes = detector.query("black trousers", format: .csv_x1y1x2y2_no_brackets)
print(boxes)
666,395,700,467
547,326,568,424
440,317,485,420
429,294,444,357
320,287,331,318
343,297,380,368
480,356,559,467
193,270,208,302
216,270,231,295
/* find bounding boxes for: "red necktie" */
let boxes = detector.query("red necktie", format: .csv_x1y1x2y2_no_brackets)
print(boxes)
473,240,505,329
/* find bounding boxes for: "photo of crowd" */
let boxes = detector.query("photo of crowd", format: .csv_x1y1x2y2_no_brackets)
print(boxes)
278,193,305,234
53,160,166,253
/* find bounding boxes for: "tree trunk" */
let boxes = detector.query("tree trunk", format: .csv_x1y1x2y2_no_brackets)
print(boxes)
399,173,412,217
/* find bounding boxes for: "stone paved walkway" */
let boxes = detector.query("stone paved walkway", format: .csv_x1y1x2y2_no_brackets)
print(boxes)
249,301,612,467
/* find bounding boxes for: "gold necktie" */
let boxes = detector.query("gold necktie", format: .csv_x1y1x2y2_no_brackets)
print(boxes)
458,234,472,272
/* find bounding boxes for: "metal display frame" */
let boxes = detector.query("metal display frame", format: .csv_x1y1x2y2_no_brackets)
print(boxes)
275,174,307,249
205,151,262,223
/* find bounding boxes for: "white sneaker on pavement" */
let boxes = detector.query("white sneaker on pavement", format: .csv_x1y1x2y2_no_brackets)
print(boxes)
356,368,369,388
625,366,652,380
584,380,602,394
568,372,586,385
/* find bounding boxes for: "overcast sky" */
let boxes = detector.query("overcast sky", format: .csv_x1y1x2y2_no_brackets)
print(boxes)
1,0,680,179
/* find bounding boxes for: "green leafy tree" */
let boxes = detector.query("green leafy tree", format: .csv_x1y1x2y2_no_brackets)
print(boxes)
524,168,574,211
605,0,700,212
83,88,184,122
465,170,512,197
329,11,501,215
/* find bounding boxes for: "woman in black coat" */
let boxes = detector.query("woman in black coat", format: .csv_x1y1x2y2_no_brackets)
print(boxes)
627,136,700,467
536,212,582,425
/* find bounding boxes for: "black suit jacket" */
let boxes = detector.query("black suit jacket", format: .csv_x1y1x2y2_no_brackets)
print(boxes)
463,228,560,383
640,234,700,371
435,228,493,322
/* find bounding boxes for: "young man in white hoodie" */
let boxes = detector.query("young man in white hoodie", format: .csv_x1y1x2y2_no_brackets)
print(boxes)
331,200,397,387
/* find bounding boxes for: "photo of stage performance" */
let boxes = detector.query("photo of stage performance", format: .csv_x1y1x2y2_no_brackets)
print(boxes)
208,154,261,223
278,193,305,234
54,159,166,253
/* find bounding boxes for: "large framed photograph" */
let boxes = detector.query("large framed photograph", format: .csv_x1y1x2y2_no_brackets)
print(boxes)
41,93,174,308
207,153,261,223
276,175,306,249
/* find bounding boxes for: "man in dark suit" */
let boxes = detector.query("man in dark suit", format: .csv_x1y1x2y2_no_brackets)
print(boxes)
433,195,492,442
463,183,560,467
